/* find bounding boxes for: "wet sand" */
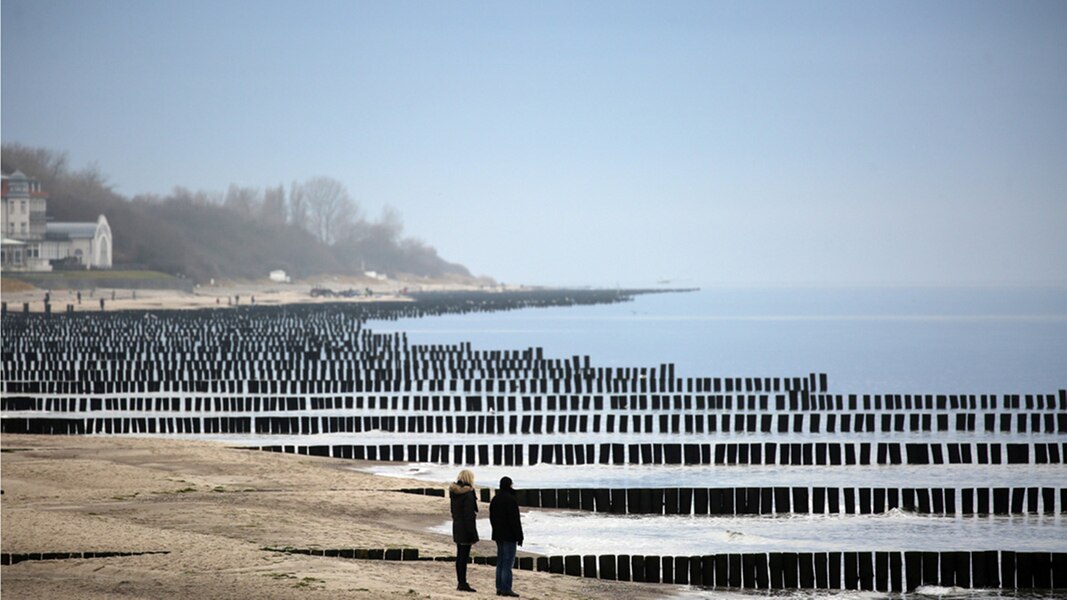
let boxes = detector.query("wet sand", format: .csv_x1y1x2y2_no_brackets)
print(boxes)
0,435,674,599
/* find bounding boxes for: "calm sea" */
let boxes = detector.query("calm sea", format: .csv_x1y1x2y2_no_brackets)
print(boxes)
378,286,1067,394
69,285,1062,592
361,287,1067,569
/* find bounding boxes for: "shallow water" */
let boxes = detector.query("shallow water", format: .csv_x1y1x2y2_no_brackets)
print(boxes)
430,510,1064,554
379,288,1067,576
669,588,1065,599
363,461,1067,490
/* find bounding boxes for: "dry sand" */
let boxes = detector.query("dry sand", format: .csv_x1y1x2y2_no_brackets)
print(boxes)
1,285,412,313
0,435,676,599
0,277,670,597
0,275,512,313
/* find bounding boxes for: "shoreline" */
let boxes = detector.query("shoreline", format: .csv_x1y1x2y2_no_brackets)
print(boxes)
0,277,690,315
0,276,508,314
0,434,674,599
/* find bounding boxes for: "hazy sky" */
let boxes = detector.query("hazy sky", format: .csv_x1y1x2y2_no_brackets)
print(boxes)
3,0,1065,287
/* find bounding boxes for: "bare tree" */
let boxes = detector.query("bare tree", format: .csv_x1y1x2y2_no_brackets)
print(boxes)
288,181,308,230
2,143,471,279
76,161,110,189
223,184,261,214
169,186,195,206
260,184,287,227
1,143,68,180
298,176,356,245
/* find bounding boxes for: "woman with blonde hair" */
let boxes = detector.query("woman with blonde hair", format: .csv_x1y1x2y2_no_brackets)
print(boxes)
449,469,479,592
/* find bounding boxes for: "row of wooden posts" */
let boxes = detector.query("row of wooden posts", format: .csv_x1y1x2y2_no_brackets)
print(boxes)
249,441,1066,465
3,401,1067,442
268,547,1067,591
2,375,834,397
3,368,1063,412
3,389,1064,412
0,551,169,565
396,485,1067,515
2,413,1058,464
3,398,1065,436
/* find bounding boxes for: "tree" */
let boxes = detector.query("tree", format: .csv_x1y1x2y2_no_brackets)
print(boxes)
2,143,472,281
260,184,287,227
223,184,260,214
0,143,68,180
298,176,356,245
288,181,308,230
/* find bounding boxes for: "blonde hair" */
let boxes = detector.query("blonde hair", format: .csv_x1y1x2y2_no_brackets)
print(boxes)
456,469,475,486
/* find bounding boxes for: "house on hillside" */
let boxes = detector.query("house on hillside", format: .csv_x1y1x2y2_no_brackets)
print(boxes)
0,171,113,272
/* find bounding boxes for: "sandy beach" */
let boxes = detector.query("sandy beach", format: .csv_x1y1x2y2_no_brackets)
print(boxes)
0,275,508,313
0,434,674,599
0,275,678,598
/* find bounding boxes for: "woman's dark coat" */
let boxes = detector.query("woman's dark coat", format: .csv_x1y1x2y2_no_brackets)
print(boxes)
489,488,524,545
449,481,479,544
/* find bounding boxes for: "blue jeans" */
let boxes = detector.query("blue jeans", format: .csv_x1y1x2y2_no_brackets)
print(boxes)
495,541,517,593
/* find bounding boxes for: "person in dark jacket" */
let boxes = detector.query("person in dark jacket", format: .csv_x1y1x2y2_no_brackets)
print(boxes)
450,469,479,592
489,476,524,597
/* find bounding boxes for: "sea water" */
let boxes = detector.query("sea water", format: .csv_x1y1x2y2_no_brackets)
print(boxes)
356,287,1067,575
31,286,1064,593
372,286,1067,394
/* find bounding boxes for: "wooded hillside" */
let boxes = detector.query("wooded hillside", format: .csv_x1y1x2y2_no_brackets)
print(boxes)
1,144,473,283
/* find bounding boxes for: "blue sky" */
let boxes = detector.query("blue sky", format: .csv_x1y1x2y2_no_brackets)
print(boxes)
3,0,1065,286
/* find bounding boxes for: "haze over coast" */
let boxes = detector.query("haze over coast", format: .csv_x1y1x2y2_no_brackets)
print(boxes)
3,1,1065,288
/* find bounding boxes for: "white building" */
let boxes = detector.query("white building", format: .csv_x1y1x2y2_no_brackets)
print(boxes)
0,171,113,271
43,216,113,268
